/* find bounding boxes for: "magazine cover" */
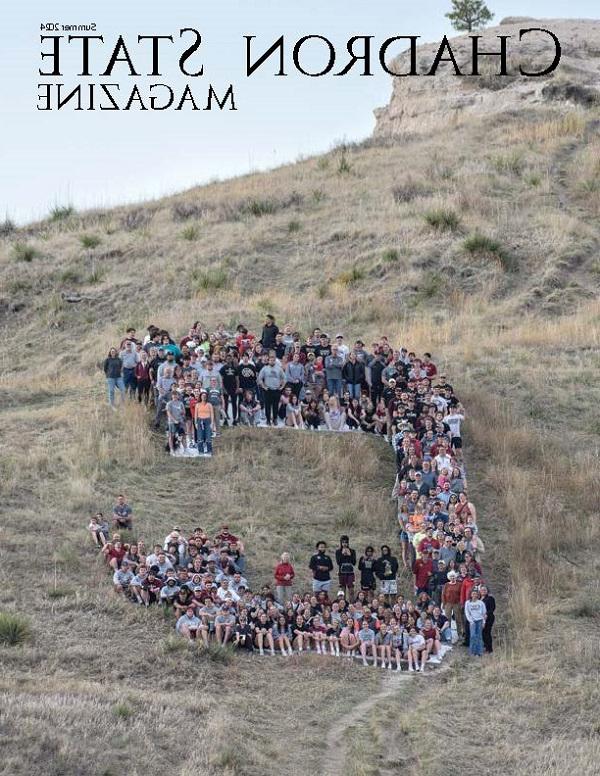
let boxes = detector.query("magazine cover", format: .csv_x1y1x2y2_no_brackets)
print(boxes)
1,1,598,774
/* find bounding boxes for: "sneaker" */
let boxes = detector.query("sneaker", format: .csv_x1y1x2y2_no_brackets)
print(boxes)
408,666,414,672
205,452,213,458
362,659,368,667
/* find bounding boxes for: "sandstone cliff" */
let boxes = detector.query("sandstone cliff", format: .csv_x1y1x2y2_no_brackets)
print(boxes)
374,18,600,136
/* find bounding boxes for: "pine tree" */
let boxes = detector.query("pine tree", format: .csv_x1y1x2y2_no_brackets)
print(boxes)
445,0,494,33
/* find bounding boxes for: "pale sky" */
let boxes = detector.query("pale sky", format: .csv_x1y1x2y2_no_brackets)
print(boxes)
1,0,597,224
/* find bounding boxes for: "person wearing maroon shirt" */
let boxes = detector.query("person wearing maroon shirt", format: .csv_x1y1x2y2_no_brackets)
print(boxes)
418,528,441,557
412,549,433,595
215,525,238,545
421,617,442,662
102,540,126,571
422,353,437,378
460,573,478,647
274,552,295,604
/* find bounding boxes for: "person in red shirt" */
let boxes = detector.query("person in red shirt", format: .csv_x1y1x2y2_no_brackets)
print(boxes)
103,540,126,571
442,570,463,638
215,525,239,545
422,352,437,378
418,528,441,557
274,552,295,604
421,617,442,661
460,573,478,647
412,549,433,594
235,326,256,356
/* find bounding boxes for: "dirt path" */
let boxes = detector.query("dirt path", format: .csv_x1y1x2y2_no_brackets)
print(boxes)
322,663,450,776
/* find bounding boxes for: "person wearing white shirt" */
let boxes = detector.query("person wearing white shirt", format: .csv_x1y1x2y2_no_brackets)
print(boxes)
465,589,487,656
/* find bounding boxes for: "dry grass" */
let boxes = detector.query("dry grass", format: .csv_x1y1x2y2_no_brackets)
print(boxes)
0,101,599,774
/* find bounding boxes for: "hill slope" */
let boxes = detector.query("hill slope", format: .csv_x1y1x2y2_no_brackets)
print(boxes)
1,19,599,776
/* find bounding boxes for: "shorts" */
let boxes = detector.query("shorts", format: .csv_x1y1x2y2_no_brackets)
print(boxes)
168,421,185,435
399,530,409,543
312,579,331,593
338,572,355,588
451,436,462,449
380,579,398,595
361,581,376,592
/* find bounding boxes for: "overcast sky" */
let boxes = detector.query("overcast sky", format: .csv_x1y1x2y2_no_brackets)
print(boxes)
1,0,597,224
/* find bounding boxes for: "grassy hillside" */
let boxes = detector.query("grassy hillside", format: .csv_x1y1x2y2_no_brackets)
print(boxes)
0,97,599,775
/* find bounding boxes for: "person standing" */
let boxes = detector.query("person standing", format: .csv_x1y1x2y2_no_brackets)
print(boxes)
464,588,486,656
103,348,125,408
260,314,279,350
119,341,140,397
309,541,334,595
442,570,463,641
194,390,215,457
166,389,188,457
284,352,305,398
274,552,295,604
480,585,496,653
221,352,240,425
375,545,399,605
258,354,286,427
335,535,357,601
342,351,366,400
324,345,345,397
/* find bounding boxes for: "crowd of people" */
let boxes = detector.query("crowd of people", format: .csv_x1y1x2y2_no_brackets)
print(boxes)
96,317,496,666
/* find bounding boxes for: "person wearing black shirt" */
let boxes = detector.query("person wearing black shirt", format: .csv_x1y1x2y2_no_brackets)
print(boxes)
335,535,357,600
236,355,258,396
309,541,334,594
221,353,240,425
480,585,496,653
273,333,287,360
314,334,331,361
374,545,399,604
358,546,377,601
369,354,385,404
260,315,279,350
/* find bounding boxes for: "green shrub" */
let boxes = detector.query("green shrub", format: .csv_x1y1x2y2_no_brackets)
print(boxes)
0,217,15,236
418,271,444,299
50,205,75,221
463,233,502,255
463,233,517,272
182,225,200,241
194,267,228,291
337,154,352,175
0,612,31,646
242,198,278,217
382,248,400,263
287,220,301,233
492,152,524,176
525,173,542,188
12,242,39,262
424,209,461,231
112,703,134,720
86,268,105,284
312,189,326,203
79,234,102,249
336,267,365,286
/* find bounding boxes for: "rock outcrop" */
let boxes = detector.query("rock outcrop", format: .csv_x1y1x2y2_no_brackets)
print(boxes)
374,18,600,136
